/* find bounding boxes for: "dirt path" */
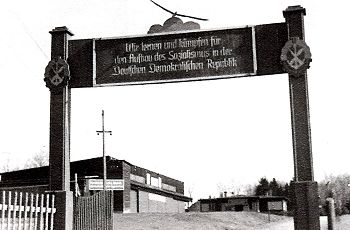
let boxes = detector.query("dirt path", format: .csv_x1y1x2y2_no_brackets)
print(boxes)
113,213,350,230
113,212,290,230
259,216,350,230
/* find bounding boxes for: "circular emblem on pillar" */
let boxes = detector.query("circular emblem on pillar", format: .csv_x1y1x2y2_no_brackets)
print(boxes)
44,57,70,93
281,37,312,77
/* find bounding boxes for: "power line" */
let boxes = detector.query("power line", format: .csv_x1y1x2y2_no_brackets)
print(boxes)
7,9,50,61
19,21,50,61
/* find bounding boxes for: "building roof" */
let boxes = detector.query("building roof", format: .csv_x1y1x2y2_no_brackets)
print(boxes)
1,156,160,181
199,195,288,202
131,180,192,202
0,156,191,201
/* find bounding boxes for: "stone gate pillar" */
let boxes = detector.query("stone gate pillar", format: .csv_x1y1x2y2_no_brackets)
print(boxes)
44,26,74,230
283,6,320,230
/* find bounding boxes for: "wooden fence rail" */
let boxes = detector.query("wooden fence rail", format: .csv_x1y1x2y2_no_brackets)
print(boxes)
73,191,113,230
0,191,56,230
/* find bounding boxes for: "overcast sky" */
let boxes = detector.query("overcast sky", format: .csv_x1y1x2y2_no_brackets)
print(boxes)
1,0,349,201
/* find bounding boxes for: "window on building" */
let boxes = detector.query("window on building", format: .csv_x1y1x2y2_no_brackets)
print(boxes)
158,177,162,188
161,183,176,192
151,177,159,187
146,173,151,185
130,174,145,184
209,203,215,211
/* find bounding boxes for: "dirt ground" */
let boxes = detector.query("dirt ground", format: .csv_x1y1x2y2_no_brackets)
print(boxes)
113,212,350,230
264,215,350,230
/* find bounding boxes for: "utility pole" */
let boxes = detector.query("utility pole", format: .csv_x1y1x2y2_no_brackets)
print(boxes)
96,110,112,190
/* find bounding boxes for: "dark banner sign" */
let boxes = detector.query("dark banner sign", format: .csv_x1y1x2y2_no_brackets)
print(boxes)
94,27,256,86
68,23,287,88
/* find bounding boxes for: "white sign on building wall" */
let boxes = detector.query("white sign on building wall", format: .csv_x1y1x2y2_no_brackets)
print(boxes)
149,193,166,203
87,179,124,190
267,201,284,211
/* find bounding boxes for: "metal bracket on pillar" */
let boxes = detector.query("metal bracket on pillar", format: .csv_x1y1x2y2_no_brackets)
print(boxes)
44,56,71,94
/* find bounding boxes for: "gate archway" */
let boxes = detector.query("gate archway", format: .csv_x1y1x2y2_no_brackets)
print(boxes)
45,5,319,230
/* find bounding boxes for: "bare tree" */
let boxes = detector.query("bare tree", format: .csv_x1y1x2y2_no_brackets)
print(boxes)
217,180,249,196
1,157,12,172
186,184,195,209
319,174,350,215
243,184,256,196
24,150,49,169
187,185,194,200
0,153,20,172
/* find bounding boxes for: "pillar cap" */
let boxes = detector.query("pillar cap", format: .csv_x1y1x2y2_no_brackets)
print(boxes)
49,26,74,36
283,5,306,18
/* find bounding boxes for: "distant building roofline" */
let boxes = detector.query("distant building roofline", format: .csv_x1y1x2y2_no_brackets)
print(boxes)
199,195,288,202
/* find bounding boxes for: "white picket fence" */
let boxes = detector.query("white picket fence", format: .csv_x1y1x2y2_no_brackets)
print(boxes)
0,191,56,230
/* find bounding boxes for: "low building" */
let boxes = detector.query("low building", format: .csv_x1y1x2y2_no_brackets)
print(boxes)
189,195,287,213
0,156,191,213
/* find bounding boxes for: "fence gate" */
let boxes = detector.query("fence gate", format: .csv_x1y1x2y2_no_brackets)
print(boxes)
73,191,113,230
0,190,56,230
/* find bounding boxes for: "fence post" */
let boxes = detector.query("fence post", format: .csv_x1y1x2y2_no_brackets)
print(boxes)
1,191,5,230
7,191,11,230
12,192,17,230
18,192,23,230
45,194,49,230
34,194,39,229
326,198,335,230
50,195,55,230
23,193,29,230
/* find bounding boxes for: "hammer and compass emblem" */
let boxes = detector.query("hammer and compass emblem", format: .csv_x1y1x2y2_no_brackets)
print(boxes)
281,37,312,77
44,57,70,92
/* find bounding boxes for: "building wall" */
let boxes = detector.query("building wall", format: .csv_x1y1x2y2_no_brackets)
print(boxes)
138,190,149,213
0,156,190,214
267,200,288,212
0,167,48,182
122,162,131,213
188,201,200,212
130,165,184,194
283,200,287,212
130,189,138,213
196,197,287,213
259,198,288,212
166,196,185,213
148,193,166,213
136,190,184,213
113,191,123,212
251,200,260,212
200,203,210,212
0,185,48,194
105,159,124,212
199,198,250,212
